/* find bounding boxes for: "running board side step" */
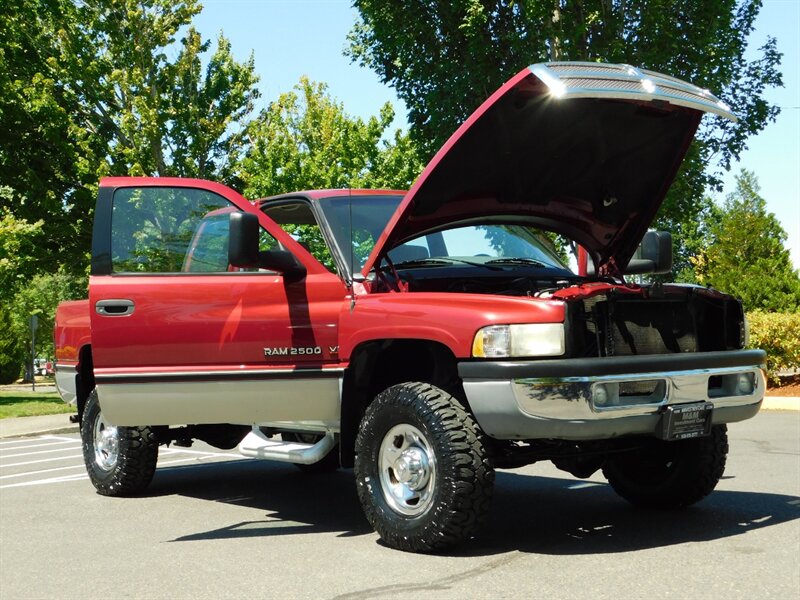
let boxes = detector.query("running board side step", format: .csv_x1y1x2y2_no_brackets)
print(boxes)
237,428,336,464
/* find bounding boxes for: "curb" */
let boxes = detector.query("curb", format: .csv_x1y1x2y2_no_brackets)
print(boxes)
7,425,80,439
761,396,800,411
0,415,79,439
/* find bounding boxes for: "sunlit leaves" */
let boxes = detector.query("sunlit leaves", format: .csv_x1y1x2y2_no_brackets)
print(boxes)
694,170,800,312
239,77,422,198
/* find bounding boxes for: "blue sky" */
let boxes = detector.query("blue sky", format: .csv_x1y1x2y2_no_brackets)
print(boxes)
194,0,799,269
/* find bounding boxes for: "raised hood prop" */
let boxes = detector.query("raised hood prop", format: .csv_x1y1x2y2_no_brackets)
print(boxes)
362,62,735,277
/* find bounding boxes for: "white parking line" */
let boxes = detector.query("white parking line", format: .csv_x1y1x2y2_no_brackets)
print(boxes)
0,439,41,445
1,454,83,468
0,464,86,480
40,435,79,442
0,473,88,489
1,445,82,459
0,455,233,489
0,440,77,452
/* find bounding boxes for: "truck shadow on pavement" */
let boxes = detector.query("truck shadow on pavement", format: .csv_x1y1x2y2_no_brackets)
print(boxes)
155,460,800,555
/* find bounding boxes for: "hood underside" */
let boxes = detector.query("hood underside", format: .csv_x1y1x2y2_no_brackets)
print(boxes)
363,62,735,276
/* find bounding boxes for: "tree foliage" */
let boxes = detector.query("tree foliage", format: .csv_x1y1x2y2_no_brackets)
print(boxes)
348,0,783,268
239,77,422,198
692,170,800,312
239,77,423,272
71,3,259,181
0,306,24,384
0,0,92,273
0,188,43,301
10,271,87,361
0,0,259,276
746,311,800,382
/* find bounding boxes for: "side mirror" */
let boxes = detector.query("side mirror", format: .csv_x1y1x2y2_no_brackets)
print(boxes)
228,212,306,278
624,230,673,275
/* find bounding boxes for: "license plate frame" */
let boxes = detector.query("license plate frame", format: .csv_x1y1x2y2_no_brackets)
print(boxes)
657,402,714,441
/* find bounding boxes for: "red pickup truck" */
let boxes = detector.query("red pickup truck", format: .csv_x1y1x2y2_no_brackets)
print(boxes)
54,62,765,552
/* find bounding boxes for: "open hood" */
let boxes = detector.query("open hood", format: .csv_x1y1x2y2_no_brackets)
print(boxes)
362,62,735,277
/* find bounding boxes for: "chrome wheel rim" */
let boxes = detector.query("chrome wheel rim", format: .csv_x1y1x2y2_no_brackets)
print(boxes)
92,412,119,472
378,424,436,517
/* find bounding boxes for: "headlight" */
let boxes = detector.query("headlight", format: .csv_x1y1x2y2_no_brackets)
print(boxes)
472,323,565,358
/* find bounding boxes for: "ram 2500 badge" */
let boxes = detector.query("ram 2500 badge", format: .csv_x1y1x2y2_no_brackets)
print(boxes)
54,62,765,552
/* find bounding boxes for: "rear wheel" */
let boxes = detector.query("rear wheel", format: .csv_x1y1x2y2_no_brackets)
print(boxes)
355,382,494,552
602,425,728,508
81,390,158,496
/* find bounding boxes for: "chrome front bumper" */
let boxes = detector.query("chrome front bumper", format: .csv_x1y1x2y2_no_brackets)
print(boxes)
459,350,765,441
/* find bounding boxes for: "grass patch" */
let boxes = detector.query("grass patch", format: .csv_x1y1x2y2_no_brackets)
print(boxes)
0,391,76,419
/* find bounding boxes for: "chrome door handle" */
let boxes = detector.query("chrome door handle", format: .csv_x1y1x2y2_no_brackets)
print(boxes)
95,299,135,316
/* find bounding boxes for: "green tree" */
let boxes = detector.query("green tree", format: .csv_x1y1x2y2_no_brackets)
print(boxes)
0,306,24,384
0,0,92,275
72,3,259,181
672,195,723,283
0,0,259,278
10,271,87,366
693,170,800,312
0,189,43,301
348,0,782,269
239,77,423,270
240,77,422,198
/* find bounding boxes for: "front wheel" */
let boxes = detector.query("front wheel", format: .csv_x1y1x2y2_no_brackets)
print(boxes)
602,425,729,508
81,390,158,496
355,382,494,552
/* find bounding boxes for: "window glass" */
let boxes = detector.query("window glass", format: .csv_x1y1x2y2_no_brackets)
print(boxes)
111,187,277,274
317,195,403,273
182,213,231,272
395,224,572,272
261,201,335,271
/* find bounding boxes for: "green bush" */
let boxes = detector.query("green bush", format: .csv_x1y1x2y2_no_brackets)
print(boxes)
746,312,800,384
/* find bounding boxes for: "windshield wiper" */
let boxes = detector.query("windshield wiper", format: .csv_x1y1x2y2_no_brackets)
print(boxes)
390,257,503,270
485,257,550,268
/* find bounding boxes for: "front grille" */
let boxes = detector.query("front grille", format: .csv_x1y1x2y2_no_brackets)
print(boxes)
599,300,697,356
568,291,745,359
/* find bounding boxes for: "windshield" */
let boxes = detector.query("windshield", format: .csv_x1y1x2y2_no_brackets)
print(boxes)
388,224,569,271
317,194,571,276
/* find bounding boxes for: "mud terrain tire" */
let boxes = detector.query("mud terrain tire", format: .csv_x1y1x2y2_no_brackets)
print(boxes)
355,382,494,552
81,389,158,496
602,425,728,508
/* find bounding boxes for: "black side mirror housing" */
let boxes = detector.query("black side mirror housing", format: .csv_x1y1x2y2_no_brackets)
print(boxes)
228,212,306,279
624,230,673,275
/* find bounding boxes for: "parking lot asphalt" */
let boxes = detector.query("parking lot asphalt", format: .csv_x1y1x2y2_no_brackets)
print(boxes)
1,411,798,599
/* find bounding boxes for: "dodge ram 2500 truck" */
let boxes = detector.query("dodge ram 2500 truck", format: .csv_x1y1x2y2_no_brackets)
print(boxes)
54,62,765,553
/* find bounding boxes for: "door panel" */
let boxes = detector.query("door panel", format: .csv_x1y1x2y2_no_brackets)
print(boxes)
89,178,346,426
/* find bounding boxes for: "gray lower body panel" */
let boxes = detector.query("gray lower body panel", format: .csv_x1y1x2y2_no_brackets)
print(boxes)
95,370,342,428
54,364,78,405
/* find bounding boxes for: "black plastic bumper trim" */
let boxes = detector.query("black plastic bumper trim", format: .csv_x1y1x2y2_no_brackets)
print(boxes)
458,349,766,380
